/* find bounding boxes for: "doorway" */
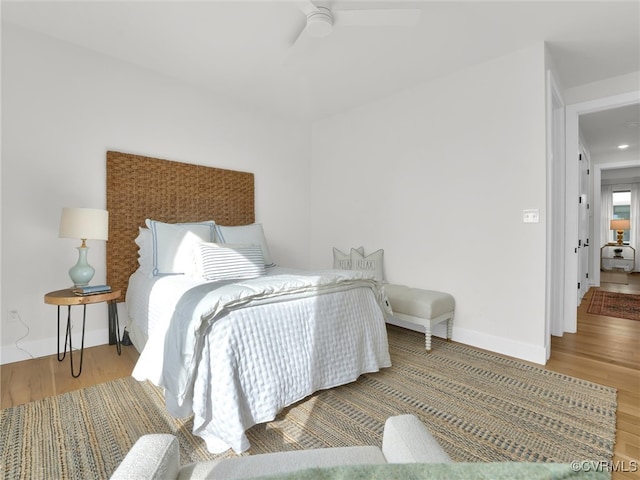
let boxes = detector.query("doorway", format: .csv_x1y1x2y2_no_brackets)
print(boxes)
563,90,640,334
592,162,640,285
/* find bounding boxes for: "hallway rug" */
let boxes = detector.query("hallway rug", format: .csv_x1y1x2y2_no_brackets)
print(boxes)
0,326,617,479
588,290,640,321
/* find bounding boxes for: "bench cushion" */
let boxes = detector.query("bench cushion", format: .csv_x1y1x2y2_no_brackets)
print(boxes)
385,285,455,320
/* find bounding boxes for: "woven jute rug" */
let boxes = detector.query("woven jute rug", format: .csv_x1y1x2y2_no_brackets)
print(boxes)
0,326,617,479
588,290,640,321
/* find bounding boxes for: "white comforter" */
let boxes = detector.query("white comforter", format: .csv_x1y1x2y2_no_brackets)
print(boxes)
131,268,391,453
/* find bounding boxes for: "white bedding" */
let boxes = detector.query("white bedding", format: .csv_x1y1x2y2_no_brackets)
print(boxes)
127,267,392,453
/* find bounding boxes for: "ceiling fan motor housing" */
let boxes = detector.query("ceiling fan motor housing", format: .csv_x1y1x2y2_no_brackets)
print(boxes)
307,6,333,37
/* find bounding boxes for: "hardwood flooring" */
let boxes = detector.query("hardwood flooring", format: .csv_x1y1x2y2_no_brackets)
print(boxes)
1,278,638,478
547,273,640,479
0,341,139,409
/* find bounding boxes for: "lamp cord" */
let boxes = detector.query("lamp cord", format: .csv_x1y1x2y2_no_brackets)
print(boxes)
13,311,34,359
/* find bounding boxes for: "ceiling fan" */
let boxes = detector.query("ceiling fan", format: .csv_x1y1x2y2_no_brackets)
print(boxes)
288,0,422,57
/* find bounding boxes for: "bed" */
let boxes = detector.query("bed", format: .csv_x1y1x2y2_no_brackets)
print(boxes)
106,151,391,454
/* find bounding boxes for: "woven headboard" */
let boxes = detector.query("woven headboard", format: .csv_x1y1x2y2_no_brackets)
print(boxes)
106,151,255,299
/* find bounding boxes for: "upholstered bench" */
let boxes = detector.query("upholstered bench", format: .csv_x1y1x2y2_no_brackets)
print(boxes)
385,284,455,352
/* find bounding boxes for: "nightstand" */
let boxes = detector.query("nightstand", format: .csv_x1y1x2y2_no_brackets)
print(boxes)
44,288,122,377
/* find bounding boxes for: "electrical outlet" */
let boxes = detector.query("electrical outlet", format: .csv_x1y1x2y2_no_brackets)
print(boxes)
7,310,19,323
523,209,540,223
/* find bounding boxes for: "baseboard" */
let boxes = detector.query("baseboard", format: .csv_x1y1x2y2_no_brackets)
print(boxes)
387,315,547,365
7,318,547,366
0,326,124,365
453,327,547,365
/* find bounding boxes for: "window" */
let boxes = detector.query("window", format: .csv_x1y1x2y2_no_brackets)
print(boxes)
613,190,631,243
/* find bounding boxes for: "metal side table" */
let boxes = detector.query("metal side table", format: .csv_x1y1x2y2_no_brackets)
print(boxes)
44,288,122,377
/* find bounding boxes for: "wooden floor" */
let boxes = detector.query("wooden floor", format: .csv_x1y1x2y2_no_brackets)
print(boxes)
547,273,640,479
1,277,639,478
0,341,139,409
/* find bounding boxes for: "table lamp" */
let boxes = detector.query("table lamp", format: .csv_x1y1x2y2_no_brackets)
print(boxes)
59,208,109,287
610,219,630,246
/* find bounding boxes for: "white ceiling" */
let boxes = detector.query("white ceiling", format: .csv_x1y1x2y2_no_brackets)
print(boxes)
580,103,640,163
2,0,640,157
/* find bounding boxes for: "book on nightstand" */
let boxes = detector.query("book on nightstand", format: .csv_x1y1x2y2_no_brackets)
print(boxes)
72,285,112,296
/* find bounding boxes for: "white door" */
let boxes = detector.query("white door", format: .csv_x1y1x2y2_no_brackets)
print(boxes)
577,148,590,302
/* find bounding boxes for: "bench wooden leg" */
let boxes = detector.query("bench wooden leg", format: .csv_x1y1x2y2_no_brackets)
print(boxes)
425,324,433,352
425,316,453,351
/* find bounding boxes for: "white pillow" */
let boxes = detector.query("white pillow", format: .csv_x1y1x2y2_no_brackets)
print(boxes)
350,248,384,281
134,227,153,272
145,219,216,276
215,223,275,267
333,246,364,270
197,243,266,281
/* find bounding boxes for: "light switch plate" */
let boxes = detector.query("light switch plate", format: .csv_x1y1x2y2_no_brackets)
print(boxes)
523,209,539,223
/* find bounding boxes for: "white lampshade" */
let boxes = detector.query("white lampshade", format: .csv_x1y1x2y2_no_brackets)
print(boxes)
59,208,109,241
610,219,630,231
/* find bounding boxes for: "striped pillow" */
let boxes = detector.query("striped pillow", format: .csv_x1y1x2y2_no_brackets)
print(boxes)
197,243,266,281
215,223,275,267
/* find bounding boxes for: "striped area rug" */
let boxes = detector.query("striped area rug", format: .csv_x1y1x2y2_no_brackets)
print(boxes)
0,326,616,479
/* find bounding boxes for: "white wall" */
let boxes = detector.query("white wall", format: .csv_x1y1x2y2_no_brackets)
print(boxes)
310,43,549,363
1,24,311,363
0,25,575,366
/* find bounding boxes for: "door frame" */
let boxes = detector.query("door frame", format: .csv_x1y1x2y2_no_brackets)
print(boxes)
563,90,640,334
577,144,590,303
592,159,640,286
545,70,565,356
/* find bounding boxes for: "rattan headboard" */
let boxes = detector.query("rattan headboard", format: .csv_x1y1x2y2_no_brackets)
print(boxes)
106,151,255,299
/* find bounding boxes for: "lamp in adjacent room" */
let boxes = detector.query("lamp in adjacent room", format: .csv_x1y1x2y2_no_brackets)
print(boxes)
610,219,630,246
59,208,109,287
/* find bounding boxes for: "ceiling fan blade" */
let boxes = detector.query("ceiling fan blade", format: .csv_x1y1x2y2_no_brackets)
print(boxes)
292,0,320,16
334,8,422,27
291,23,311,51
283,26,323,65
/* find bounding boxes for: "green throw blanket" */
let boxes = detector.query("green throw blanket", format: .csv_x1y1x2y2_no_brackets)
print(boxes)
255,463,610,480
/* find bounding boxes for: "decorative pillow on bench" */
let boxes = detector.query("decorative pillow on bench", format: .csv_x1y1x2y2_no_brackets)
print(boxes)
333,247,384,282
351,248,384,282
333,247,364,270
